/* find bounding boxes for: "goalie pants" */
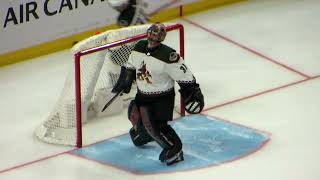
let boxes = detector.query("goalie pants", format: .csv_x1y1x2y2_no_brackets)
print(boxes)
135,91,182,153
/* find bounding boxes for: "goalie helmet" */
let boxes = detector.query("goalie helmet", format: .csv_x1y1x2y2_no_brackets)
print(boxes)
147,22,167,43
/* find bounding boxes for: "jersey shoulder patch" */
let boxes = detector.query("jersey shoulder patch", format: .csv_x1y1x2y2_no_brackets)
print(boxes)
151,44,180,63
168,51,180,63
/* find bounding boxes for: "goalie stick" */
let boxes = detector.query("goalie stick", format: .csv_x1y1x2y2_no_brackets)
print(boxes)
101,90,123,112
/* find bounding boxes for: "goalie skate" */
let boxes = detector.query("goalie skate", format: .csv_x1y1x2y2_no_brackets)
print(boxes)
160,150,184,166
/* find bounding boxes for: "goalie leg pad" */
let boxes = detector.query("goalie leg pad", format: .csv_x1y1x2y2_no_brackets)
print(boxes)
158,125,183,165
128,100,153,146
137,95,183,165
129,126,153,146
139,106,172,149
138,94,176,149
128,100,140,127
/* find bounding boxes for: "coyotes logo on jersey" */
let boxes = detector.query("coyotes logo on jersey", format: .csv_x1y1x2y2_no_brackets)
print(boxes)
137,61,152,84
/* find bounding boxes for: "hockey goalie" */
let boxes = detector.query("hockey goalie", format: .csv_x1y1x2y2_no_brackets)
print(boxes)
111,22,204,165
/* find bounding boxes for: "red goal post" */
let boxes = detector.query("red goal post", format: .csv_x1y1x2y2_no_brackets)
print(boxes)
74,23,185,148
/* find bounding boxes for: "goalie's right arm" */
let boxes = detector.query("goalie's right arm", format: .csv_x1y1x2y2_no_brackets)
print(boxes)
112,66,136,94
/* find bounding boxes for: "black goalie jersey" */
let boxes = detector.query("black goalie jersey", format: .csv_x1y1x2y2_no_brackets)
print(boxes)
123,40,196,97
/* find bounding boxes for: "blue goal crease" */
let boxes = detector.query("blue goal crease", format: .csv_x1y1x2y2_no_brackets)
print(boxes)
71,114,270,174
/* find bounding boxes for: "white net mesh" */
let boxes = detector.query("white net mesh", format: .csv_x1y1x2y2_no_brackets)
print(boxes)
34,23,182,146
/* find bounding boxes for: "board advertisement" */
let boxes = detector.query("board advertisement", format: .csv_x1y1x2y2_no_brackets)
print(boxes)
0,0,198,55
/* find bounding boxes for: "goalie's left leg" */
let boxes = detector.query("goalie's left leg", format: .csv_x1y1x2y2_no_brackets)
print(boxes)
138,95,184,165
158,125,184,166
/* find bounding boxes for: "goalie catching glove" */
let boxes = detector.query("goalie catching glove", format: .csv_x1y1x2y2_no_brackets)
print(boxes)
112,66,135,94
179,84,204,114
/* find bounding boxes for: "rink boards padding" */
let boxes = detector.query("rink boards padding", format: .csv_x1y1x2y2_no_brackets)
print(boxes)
71,114,270,174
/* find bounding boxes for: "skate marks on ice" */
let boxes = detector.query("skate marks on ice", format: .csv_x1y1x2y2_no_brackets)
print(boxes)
71,115,270,174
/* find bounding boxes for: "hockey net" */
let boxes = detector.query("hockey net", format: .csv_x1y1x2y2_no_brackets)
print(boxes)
34,23,185,147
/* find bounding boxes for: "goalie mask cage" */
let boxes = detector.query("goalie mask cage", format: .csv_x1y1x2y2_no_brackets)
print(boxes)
35,23,185,148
